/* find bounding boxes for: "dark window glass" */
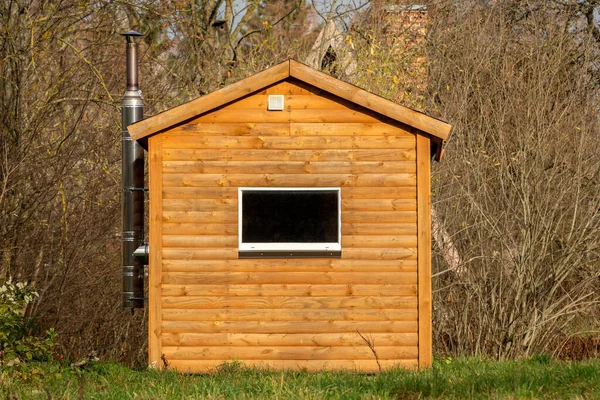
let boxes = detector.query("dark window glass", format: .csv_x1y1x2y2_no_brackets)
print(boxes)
242,190,339,243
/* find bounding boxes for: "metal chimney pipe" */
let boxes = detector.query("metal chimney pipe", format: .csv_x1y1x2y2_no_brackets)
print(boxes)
121,30,145,309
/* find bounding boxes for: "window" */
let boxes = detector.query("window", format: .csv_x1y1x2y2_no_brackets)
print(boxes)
238,187,341,258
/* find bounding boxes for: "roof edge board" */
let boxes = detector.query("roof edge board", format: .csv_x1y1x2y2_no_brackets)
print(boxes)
288,60,451,141
129,60,291,141
129,58,452,143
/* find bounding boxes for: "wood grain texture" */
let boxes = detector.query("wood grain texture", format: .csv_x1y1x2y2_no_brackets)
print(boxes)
342,211,417,224
221,95,352,110
161,222,418,236
161,308,418,322
162,198,237,211
162,187,238,199
169,123,289,136
342,235,418,248
161,320,418,334
148,135,163,369
163,235,238,248
341,223,417,235
290,122,413,137
168,359,418,373
161,332,418,347
162,135,416,150
163,149,416,162
417,134,433,369
342,187,417,199
162,160,416,174
161,284,417,297
161,198,417,212
163,121,413,138
161,296,418,309
194,109,385,124
162,248,240,260
160,247,418,261
262,80,316,95
162,173,416,188
162,345,418,360
161,271,417,285
161,259,418,273
342,199,417,211
162,223,237,235
163,211,238,224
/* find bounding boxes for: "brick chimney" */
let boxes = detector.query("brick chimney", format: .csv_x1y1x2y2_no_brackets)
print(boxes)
384,3,428,107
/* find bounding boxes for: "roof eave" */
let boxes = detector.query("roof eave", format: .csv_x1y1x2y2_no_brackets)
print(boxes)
128,59,452,150
128,61,290,141
288,60,451,141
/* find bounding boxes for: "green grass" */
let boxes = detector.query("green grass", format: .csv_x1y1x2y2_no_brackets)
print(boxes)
1,357,599,399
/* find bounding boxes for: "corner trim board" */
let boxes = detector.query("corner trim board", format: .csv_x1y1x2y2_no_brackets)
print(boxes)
416,134,432,368
148,135,163,369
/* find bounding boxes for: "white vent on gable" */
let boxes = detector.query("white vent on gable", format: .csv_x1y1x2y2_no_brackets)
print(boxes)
268,95,284,111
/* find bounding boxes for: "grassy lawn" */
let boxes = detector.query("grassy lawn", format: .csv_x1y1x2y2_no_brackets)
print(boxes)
1,356,599,399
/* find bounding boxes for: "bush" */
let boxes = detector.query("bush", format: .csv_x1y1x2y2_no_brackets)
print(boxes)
0,278,55,366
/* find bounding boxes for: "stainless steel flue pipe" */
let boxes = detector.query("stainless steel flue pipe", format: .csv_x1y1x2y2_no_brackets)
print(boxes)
121,30,145,308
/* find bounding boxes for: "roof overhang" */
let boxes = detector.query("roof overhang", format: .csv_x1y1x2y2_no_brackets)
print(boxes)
128,59,451,160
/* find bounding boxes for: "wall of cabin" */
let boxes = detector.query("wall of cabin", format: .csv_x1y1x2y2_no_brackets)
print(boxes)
148,78,431,373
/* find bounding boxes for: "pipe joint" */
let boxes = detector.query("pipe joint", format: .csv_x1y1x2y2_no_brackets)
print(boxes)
133,243,150,265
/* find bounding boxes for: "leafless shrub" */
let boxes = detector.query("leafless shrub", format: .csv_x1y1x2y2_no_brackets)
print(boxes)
427,0,600,359
0,0,323,367
0,1,148,366
2,0,597,365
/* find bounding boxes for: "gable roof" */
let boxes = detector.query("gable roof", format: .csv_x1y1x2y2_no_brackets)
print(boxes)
128,59,451,150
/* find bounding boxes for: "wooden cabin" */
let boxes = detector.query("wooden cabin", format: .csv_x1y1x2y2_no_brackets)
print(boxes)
128,59,451,373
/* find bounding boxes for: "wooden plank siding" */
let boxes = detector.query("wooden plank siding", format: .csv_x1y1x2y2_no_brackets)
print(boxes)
149,78,422,373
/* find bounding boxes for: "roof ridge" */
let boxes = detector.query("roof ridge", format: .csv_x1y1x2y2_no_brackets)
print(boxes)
128,59,451,147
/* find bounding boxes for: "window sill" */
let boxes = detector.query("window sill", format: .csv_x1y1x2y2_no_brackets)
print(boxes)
238,250,342,258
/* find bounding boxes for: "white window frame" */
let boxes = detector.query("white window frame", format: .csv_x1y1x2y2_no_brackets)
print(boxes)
238,187,342,253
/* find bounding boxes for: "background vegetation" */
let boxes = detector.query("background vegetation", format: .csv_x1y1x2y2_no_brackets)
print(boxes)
0,0,598,367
